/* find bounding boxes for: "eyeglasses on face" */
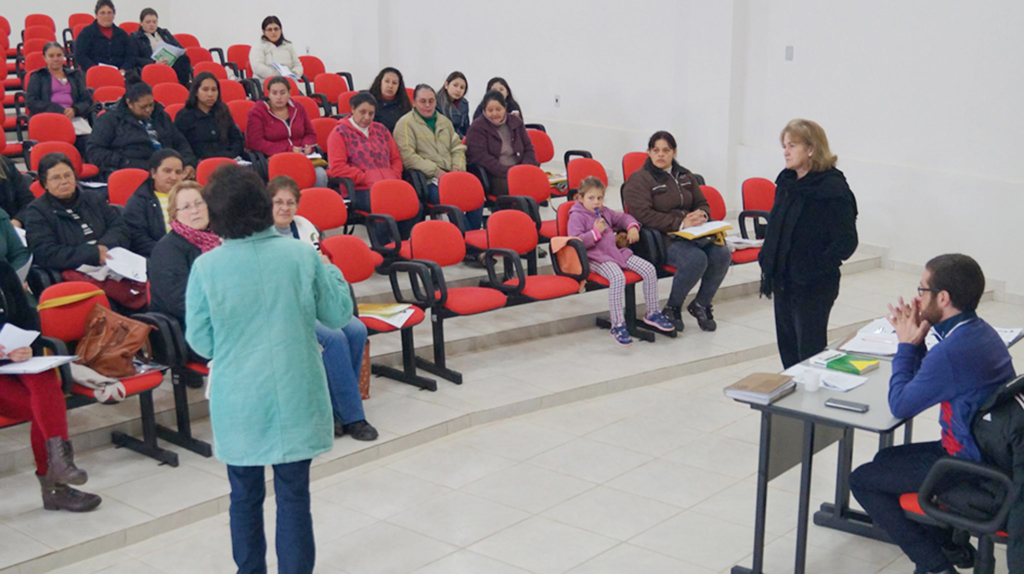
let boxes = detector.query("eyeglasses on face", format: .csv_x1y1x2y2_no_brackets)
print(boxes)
178,199,206,212
917,285,938,296
273,199,297,209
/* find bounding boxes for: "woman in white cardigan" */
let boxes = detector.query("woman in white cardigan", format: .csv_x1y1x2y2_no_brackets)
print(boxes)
250,16,303,82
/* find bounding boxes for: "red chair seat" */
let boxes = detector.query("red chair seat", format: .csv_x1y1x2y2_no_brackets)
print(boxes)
465,229,488,250
2,142,23,157
185,362,209,375
359,306,425,333
368,251,384,267
3,78,20,89
381,240,412,260
504,275,581,300
731,247,760,265
899,492,1008,538
2,115,17,129
588,269,643,287
0,414,27,427
539,219,557,239
80,163,100,179
70,370,164,402
437,287,505,315
2,94,15,106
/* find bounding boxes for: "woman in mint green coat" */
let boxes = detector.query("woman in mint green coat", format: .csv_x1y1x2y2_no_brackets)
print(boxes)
185,165,351,574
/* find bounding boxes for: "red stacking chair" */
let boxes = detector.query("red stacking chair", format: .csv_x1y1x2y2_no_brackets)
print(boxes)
192,61,227,80
264,76,301,96
298,55,326,80
228,99,255,133
700,185,759,265
164,103,184,121
525,128,567,200
67,13,94,29
312,117,339,157
29,141,100,180
174,33,200,49
321,235,436,391
38,282,179,466
336,90,358,115
483,210,582,304
142,64,177,86
220,79,247,103
621,151,647,182
196,157,235,186
28,112,75,144
25,14,56,31
268,152,316,189
119,22,140,35
86,65,124,90
567,157,607,201
365,180,419,261
555,201,658,342
185,46,213,65
405,87,414,101
741,177,775,239
314,74,349,113
22,51,46,76
297,187,347,233
402,220,508,384
92,85,125,104
507,164,556,241
227,44,252,78
107,168,149,206
153,83,188,107
0,16,11,37
21,26,55,43
436,171,488,253
0,124,25,160
293,95,323,119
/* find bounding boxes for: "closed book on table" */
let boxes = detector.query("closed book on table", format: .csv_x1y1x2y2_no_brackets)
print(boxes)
724,373,796,405
809,350,879,375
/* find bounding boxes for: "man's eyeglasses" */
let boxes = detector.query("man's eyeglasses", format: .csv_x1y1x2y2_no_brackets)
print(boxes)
917,286,938,296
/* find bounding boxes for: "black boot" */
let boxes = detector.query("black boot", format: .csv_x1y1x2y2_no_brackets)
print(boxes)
37,474,102,512
662,305,684,332
45,437,87,486
687,301,717,332
342,420,379,441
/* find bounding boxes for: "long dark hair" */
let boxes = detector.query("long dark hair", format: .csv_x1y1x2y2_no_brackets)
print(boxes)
368,67,411,113
436,71,467,114
485,77,519,112
186,72,233,144
260,15,287,46
479,90,507,113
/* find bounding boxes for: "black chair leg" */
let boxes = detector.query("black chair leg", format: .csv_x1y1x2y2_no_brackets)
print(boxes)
154,369,213,458
371,328,437,391
112,390,179,467
414,314,463,384
974,535,996,574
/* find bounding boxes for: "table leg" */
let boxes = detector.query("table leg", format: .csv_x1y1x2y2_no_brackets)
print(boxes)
903,418,914,444
878,430,894,450
794,420,815,574
813,428,894,544
831,427,854,517
731,411,772,574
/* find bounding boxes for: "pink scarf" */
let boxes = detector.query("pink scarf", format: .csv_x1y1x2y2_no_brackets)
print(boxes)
171,221,222,254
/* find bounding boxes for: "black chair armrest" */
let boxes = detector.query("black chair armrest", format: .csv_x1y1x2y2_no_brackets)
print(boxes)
692,173,706,186
738,209,771,240
524,123,546,132
467,164,491,196
223,62,241,78
918,457,1016,535
482,248,526,296
550,237,590,282
130,312,182,368
300,76,314,97
428,203,468,233
38,336,74,394
208,47,226,66
335,72,355,91
327,177,355,200
312,93,331,118
563,149,593,170
26,265,62,297
246,150,268,181
402,169,430,203
242,78,262,100
495,195,541,230
387,260,437,308
365,213,402,256
628,228,664,267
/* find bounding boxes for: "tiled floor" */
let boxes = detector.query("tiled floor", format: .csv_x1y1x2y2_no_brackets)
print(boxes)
3,266,1022,574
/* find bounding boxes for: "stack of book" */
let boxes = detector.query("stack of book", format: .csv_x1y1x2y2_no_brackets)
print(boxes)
724,373,796,405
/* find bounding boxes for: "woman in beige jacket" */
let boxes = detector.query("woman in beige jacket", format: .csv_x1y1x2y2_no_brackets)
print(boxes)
250,16,303,82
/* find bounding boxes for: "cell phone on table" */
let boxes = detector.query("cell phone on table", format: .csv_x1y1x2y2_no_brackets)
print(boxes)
824,398,869,413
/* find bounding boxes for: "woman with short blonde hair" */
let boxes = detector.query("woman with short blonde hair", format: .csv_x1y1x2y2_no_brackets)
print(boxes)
759,119,859,368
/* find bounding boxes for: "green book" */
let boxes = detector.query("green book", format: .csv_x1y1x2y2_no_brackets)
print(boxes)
810,350,879,375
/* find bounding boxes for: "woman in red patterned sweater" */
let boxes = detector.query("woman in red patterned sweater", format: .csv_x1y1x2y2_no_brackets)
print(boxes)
327,91,403,213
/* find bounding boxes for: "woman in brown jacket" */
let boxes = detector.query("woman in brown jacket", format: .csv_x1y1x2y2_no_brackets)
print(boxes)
466,90,537,198
622,131,731,332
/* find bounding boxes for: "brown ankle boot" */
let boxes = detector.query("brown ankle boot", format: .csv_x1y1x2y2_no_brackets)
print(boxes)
45,437,87,486
37,474,102,512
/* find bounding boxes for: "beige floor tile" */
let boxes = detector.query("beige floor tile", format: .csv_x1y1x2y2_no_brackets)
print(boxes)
643,395,751,433
0,470,51,519
585,415,709,456
689,478,802,537
730,535,882,574
100,465,230,518
387,491,529,547
452,420,576,461
120,514,229,558
629,511,759,571
0,522,52,569
71,443,172,492
411,550,531,573
663,434,761,479
461,463,595,514
469,516,618,574
541,486,682,541
386,441,516,489
363,396,466,436
314,467,451,520
317,521,456,574
606,459,737,509
526,438,653,484
567,543,715,574
6,497,152,551
135,522,237,574
261,497,378,549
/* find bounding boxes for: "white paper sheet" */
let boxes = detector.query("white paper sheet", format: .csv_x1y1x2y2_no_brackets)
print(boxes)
271,61,300,80
782,365,868,392
0,324,40,352
926,326,1023,350
151,42,185,66
105,247,147,283
14,226,27,247
0,355,78,375
839,334,899,356
71,117,92,136
361,307,416,329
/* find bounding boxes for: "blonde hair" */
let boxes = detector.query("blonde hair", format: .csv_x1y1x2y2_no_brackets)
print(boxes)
577,176,606,198
167,181,204,222
780,119,837,172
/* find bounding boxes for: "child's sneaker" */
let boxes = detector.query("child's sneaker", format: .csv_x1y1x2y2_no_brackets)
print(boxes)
610,324,633,347
643,311,677,333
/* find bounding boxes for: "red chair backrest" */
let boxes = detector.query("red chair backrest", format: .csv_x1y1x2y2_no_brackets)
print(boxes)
405,87,414,101
312,117,339,152
24,52,46,74
29,113,75,144
22,38,49,56
742,177,776,212
0,36,8,53
268,152,316,189
370,180,419,221
567,158,608,190
228,100,254,132
321,236,376,283
26,14,56,31
153,83,188,107
507,165,551,204
621,152,647,182
220,79,246,102
438,172,485,212
164,103,184,121
86,65,124,89
299,55,326,79
193,61,227,80
185,47,212,64
23,26,55,42
142,64,177,86
196,157,235,185
40,282,111,342
264,76,300,96
227,44,252,78
314,74,348,109
556,201,574,236
293,95,321,119
68,13,94,30
174,33,200,49
486,210,538,255
92,85,125,103
119,22,140,35
527,129,554,164
701,185,726,221
0,17,11,37
72,22,89,40
107,169,149,206
408,220,465,266
30,141,84,174
30,181,46,198
297,187,347,231
336,90,358,115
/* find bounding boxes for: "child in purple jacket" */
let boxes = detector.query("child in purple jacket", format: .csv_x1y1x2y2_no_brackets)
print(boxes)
568,177,675,346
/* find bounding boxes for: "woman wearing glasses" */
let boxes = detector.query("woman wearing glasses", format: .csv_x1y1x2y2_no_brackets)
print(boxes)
759,119,859,368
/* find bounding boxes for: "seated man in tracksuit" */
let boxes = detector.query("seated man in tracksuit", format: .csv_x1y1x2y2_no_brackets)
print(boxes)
850,253,1016,574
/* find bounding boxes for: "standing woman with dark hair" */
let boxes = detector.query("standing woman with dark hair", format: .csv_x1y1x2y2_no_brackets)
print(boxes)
185,165,352,574
174,72,244,161
73,0,135,72
250,16,303,82
759,119,858,368
472,77,522,120
367,67,412,133
436,71,470,138
124,149,183,256
129,8,191,85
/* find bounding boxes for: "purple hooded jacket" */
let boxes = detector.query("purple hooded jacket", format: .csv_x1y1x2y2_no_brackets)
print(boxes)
567,201,641,269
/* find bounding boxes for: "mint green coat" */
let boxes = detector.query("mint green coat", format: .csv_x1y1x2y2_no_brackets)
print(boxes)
185,227,352,466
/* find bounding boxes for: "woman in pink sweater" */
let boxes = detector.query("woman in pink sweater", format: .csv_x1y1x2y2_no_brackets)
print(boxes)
246,77,326,186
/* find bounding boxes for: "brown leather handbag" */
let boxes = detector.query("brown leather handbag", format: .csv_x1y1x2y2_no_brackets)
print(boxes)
75,305,154,378
358,339,371,400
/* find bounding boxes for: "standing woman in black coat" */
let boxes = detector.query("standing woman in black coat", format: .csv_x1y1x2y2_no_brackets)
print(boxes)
73,0,135,73
759,119,858,369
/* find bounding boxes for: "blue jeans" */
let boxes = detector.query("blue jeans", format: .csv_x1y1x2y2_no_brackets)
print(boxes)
316,320,367,425
227,459,313,574
427,183,483,231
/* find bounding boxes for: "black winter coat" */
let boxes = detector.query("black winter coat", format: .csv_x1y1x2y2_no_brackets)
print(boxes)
88,100,196,172
148,229,199,327
25,68,94,119
24,190,129,271
73,21,135,71
0,260,42,354
129,27,180,69
374,98,408,133
124,179,166,257
0,159,35,224
173,105,244,160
